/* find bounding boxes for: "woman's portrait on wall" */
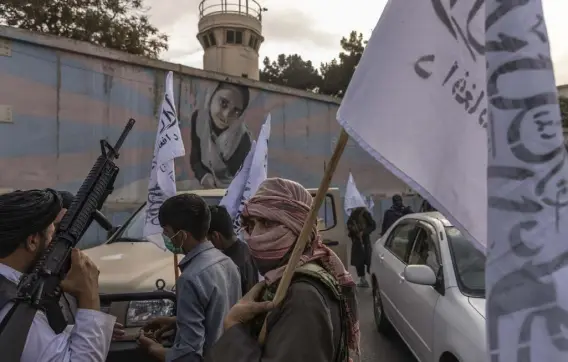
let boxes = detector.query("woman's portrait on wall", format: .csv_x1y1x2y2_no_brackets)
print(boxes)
190,82,253,188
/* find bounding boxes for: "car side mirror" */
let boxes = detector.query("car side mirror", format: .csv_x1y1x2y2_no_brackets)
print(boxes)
403,265,437,286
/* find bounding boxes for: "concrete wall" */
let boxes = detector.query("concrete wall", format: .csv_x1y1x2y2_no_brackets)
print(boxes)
0,26,408,247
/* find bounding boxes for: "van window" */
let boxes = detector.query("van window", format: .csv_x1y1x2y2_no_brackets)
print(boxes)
317,195,336,231
119,196,223,241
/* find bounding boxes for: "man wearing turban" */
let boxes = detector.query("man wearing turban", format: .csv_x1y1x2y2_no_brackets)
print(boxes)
206,178,361,362
0,189,116,362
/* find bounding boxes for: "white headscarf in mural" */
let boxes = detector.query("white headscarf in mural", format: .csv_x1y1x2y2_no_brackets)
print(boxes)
195,82,252,187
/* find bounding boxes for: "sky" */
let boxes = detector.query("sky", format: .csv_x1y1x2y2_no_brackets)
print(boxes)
144,0,568,85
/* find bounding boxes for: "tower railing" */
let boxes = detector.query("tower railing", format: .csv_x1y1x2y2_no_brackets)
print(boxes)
198,0,264,21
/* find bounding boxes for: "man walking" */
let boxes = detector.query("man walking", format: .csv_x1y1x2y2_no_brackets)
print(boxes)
348,206,376,287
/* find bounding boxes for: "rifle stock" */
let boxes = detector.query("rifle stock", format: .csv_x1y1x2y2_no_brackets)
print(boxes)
0,118,135,361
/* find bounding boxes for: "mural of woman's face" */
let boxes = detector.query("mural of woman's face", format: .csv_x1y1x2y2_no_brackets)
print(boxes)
209,85,245,130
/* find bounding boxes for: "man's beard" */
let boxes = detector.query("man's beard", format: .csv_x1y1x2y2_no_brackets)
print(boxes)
26,234,49,274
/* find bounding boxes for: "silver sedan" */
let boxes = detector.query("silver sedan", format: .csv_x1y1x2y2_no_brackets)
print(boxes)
370,212,486,362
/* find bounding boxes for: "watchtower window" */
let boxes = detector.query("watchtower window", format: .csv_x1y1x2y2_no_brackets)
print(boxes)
249,36,258,50
202,32,216,48
208,32,217,46
235,30,243,44
226,30,235,44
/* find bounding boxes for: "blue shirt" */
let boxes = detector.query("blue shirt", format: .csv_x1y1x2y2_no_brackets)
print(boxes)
167,241,241,362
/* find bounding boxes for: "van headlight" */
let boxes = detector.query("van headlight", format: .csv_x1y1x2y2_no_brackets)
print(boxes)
126,299,175,327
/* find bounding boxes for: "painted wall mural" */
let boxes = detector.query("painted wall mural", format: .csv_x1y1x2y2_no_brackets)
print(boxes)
190,81,254,189
0,29,408,247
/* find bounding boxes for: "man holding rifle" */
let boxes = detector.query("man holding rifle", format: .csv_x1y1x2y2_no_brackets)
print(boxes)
0,189,116,362
56,190,126,340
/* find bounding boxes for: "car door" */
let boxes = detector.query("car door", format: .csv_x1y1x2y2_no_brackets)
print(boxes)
377,219,418,335
399,221,443,362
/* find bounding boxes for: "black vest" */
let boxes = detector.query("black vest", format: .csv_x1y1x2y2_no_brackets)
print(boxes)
0,274,76,333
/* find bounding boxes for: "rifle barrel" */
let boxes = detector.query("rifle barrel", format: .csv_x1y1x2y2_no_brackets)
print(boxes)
113,118,136,153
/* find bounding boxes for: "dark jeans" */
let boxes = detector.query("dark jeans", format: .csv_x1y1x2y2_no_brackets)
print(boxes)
352,237,371,278
355,263,366,278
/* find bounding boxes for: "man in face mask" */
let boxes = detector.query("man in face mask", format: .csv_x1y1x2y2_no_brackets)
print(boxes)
205,178,361,362
381,194,413,235
138,194,241,362
0,189,116,362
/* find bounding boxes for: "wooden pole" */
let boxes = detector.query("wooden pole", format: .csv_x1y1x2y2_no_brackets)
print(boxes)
174,254,180,280
258,129,349,344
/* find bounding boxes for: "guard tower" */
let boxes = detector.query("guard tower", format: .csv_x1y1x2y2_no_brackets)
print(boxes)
197,0,265,80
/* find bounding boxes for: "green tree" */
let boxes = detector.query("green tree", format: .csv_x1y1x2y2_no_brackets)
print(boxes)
560,97,568,128
0,0,168,58
258,31,368,97
259,54,322,92
319,31,367,97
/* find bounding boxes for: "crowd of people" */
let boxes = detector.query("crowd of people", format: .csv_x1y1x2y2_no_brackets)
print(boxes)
0,179,417,362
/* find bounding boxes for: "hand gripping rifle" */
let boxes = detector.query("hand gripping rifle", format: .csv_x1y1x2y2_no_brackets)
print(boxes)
0,119,135,361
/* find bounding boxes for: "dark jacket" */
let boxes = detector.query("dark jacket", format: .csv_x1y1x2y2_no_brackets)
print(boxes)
347,208,376,268
205,272,345,362
0,274,76,333
381,205,413,235
223,239,259,295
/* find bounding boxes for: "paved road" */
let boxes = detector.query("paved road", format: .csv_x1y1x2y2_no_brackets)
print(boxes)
355,283,417,362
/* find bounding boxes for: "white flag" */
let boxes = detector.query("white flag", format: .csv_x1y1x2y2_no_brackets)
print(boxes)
143,71,186,250
485,2,568,361
220,140,257,218
366,196,375,216
221,114,271,235
337,0,487,249
344,172,368,216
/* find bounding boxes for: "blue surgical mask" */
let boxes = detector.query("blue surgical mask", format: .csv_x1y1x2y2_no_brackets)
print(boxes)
163,231,183,254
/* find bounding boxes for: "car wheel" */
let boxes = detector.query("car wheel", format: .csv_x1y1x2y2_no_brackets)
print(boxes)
372,278,391,334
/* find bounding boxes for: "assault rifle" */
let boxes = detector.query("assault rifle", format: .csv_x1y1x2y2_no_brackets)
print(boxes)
0,118,135,361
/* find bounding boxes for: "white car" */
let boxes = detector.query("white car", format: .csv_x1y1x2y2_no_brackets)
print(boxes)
370,212,486,362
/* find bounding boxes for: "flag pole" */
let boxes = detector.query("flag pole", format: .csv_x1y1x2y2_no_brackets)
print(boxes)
173,254,180,280
258,128,349,344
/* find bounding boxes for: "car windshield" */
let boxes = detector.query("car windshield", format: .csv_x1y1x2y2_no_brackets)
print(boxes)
118,196,223,241
445,227,485,298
